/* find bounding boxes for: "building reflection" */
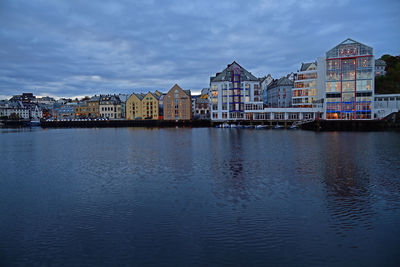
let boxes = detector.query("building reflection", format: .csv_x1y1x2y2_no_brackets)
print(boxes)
323,133,374,233
210,130,252,205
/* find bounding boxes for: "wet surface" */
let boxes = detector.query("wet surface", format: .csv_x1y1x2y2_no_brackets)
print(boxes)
0,128,399,266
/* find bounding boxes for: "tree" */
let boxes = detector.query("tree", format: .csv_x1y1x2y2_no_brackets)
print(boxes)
375,55,400,94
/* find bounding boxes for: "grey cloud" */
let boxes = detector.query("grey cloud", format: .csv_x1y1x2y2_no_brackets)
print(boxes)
0,0,399,98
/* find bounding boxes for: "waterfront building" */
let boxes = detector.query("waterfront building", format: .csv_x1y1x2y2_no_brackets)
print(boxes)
374,94,400,118
126,93,144,120
87,95,100,118
0,101,30,119
142,92,159,120
163,84,192,120
25,103,43,120
260,74,273,105
74,102,88,118
293,59,327,108
57,106,75,119
375,59,386,77
99,95,122,119
118,94,129,119
267,76,293,108
210,61,260,121
194,98,210,120
325,38,374,120
191,95,200,115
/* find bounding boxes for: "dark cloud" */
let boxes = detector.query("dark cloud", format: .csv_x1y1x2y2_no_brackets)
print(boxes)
0,0,399,98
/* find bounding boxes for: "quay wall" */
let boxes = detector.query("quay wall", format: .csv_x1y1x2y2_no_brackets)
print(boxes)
41,119,211,128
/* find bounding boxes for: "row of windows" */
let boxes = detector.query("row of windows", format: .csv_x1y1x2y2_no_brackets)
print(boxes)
326,80,372,92
294,80,316,88
292,89,317,97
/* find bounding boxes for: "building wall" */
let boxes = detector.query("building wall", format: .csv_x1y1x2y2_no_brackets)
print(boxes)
267,84,293,107
325,39,374,120
74,105,88,118
210,81,260,121
163,84,192,120
87,101,99,118
100,104,121,119
293,65,318,108
142,92,159,120
126,94,143,120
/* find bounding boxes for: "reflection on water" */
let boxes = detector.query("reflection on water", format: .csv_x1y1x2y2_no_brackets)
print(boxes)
0,128,399,266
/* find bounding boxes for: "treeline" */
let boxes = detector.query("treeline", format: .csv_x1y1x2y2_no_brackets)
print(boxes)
375,54,400,94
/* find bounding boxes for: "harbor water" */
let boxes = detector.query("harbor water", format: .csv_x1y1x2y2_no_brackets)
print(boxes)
0,127,399,266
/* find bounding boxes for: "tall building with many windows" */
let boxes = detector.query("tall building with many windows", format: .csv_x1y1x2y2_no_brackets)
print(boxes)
325,38,374,120
293,57,326,108
293,62,318,107
210,62,260,121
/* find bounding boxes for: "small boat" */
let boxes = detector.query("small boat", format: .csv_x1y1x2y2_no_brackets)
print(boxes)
273,124,284,129
256,125,268,129
30,120,41,127
230,124,237,128
222,123,230,128
289,125,299,130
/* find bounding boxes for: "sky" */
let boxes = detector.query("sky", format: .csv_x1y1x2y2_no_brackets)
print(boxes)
0,0,399,99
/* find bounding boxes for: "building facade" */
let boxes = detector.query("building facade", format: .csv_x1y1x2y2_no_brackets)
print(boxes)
141,92,159,120
375,59,386,77
163,84,192,120
325,38,374,120
74,102,88,118
293,62,318,107
99,95,122,119
126,93,144,120
86,96,100,118
210,61,260,121
260,74,273,105
194,98,210,120
267,76,293,108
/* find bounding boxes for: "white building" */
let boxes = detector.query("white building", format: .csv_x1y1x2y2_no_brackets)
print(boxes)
374,94,400,118
99,95,122,119
375,59,387,77
0,101,30,119
293,57,326,107
210,61,261,121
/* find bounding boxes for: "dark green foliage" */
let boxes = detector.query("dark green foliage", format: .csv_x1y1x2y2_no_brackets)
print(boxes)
375,55,400,94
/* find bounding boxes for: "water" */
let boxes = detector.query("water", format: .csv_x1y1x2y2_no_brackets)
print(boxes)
0,127,399,266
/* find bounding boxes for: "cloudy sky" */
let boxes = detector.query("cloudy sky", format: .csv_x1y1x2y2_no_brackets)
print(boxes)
0,0,399,99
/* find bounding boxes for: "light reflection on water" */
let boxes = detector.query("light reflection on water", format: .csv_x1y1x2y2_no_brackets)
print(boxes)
0,128,399,266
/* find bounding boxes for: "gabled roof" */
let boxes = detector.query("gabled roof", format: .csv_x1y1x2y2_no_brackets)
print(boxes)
143,91,159,100
210,61,259,82
267,76,294,90
375,59,386,66
259,74,273,84
326,38,373,58
300,62,317,71
168,84,191,98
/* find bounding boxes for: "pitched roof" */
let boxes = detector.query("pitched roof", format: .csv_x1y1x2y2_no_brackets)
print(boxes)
267,76,294,90
210,61,259,82
375,59,386,66
300,62,317,71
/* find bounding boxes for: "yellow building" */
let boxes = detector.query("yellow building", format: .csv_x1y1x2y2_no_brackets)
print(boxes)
142,92,159,120
126,93,143,120
87,95,100,118
74,102,88,118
